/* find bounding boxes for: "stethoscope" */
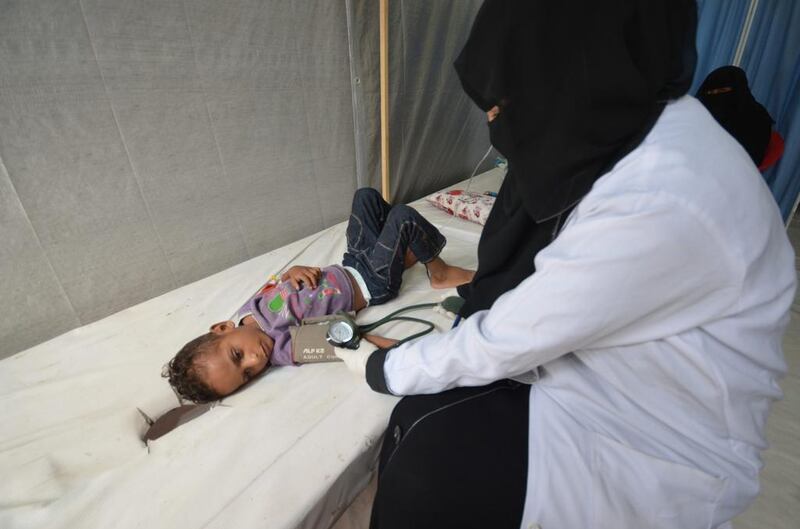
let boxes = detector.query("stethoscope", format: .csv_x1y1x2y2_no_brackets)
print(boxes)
326,296,465,349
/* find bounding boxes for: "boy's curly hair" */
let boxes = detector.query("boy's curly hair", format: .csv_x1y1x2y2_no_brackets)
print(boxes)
163,333,223,403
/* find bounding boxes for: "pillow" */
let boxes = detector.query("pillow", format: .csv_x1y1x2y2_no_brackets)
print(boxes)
426,189,496,225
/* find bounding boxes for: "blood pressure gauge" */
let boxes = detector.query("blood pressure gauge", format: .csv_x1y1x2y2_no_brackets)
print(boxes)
326,312,361,349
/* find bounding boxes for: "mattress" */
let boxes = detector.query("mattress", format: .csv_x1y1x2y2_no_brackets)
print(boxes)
0,168,504,529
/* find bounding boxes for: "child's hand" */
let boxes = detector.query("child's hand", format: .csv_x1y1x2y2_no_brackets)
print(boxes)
281,266,322,289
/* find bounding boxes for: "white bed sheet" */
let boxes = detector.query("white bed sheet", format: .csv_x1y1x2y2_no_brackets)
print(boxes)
0,169,504,529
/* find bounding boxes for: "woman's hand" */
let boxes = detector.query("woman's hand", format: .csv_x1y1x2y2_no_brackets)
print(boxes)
281,266,322,289
487,105,500,122
334,341,379,377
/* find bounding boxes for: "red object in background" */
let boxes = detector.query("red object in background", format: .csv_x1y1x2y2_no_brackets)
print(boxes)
759,130,785,172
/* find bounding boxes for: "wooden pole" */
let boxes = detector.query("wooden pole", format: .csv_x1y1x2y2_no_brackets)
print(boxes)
379,0,390,202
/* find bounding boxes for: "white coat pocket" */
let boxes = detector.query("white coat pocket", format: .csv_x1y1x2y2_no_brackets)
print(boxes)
591,432,727,529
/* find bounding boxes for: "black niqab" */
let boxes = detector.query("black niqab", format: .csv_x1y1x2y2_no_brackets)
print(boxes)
696,65,773,165
455,0,698,317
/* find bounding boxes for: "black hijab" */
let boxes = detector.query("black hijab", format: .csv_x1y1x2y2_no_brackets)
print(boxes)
696,66,773,165
455,0,698,317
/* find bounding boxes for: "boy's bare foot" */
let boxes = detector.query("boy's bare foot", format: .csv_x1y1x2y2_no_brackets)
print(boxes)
425,257,475,289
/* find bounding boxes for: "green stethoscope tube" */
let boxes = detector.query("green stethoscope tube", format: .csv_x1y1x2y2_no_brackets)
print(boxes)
357,302,439,347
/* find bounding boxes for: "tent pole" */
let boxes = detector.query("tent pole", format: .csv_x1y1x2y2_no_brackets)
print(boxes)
733,0,759,66
380,0,390,202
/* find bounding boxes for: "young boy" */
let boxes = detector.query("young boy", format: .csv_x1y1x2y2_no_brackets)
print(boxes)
165,188,474,402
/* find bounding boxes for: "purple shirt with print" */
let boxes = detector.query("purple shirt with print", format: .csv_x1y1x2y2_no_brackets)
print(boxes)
232,265,355,366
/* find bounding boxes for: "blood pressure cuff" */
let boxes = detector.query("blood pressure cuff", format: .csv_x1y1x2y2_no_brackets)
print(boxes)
290,314,353,363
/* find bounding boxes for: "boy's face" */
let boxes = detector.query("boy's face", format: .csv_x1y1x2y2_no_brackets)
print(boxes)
199,321,274,397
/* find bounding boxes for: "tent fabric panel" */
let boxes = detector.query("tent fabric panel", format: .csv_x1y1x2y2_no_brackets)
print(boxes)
0,0,357,359
80,0,253,284
346,0,493,206
389,0,493,203
0,83,178,326
0,156,81,356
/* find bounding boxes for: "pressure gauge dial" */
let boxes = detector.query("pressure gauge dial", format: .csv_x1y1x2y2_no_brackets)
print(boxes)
326,313,361,349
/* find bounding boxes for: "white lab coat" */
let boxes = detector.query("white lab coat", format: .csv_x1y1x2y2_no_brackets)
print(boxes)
381,97,796,529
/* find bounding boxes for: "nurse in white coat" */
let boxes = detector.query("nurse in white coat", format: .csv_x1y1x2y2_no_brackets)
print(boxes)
337,1,797,528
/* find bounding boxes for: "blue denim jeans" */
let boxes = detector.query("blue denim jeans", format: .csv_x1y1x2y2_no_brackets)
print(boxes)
342,188,446,305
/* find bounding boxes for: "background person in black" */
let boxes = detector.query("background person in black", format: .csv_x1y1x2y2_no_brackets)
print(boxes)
362,1,700,527
696,65,775,167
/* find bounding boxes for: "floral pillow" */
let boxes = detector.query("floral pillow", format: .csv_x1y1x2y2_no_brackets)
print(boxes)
426,189,496,225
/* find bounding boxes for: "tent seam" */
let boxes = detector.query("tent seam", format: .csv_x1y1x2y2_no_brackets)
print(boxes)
345,0,367,190
289,2,327,230
180,0,254,260
733,0,760,66
77,0,179,290
0,152,81,329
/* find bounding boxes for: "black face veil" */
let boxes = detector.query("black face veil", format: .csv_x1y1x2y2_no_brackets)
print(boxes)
454,0,698,317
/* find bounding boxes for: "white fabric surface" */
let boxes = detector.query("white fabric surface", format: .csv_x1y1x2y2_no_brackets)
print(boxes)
382,98,796,528
0,171,500,529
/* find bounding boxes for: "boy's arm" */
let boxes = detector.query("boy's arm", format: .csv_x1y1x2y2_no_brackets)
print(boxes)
363,334,398,349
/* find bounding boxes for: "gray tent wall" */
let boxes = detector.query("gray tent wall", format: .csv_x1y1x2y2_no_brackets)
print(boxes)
347,0,492,203
0,0,490,359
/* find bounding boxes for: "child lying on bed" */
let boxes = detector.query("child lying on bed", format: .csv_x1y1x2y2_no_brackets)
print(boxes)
165,188,474,403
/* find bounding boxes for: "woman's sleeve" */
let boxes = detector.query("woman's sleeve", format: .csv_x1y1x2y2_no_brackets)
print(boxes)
366,192,743,395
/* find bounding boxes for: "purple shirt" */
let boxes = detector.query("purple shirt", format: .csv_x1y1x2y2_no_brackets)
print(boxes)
232,265,355,366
